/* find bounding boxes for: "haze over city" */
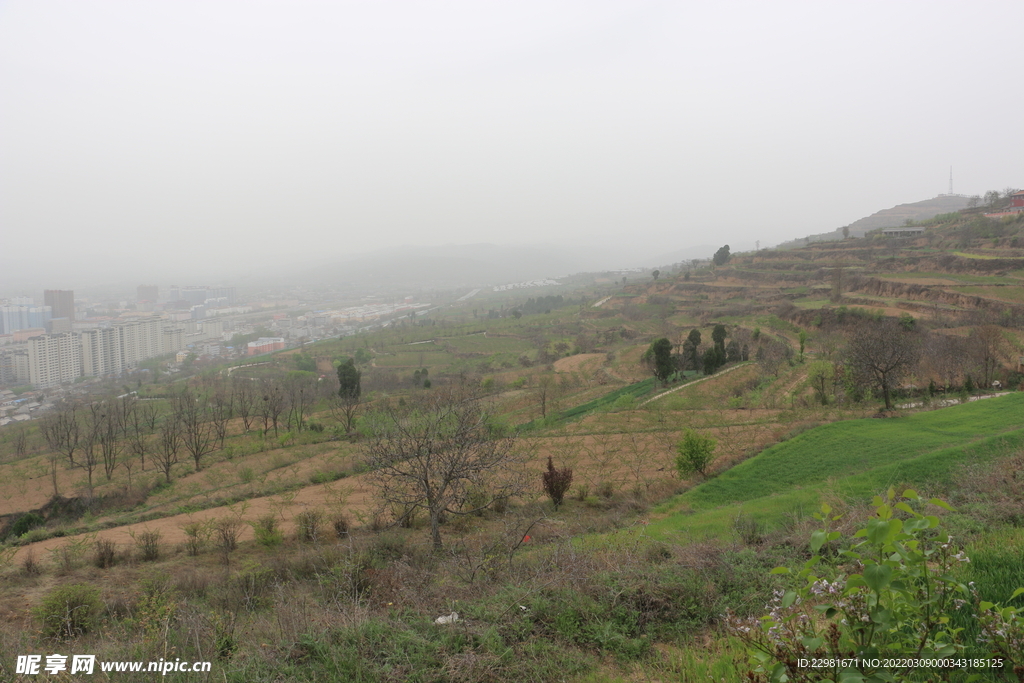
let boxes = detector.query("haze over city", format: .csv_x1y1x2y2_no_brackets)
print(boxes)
2,0,1021,289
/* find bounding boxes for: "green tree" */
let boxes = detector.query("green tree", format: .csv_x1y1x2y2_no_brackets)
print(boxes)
712,244,731,266
711,324,727,353
806,360,835,405
684,329,702,372
675,429,716,478
332,357,362,433
646,337,675,384
652,269,660,281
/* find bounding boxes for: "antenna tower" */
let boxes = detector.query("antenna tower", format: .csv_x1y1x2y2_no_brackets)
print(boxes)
948,167,953,195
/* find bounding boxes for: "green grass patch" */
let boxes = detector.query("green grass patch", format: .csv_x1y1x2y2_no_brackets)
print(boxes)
650,393,1024,540
519,378,660,431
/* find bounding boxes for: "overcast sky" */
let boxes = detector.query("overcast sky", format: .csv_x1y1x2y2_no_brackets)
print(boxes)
1,0,1020,288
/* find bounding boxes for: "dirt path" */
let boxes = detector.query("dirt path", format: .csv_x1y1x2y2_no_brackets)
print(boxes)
638,363,751,406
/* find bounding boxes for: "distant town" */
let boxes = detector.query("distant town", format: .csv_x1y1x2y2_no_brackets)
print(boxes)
0,284,441,426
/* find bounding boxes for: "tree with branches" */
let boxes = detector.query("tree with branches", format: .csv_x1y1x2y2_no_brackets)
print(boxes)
846,319,921,410
154,416,182,483
173,389,215,472
364,388,527,551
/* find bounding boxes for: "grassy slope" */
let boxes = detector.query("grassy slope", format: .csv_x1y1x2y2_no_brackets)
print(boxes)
650,393,1024,540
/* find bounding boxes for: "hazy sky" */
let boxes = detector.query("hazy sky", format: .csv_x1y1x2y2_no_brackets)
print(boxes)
1,1,1020,287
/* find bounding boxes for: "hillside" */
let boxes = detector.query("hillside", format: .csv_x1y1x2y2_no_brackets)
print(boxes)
2,201,1024,681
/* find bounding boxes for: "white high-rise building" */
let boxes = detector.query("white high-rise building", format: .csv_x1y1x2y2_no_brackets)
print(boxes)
81,327,124,377
26,333,81,389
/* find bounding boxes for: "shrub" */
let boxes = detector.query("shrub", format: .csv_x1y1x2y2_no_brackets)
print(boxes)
675,429,717,478
36,583,102,639
213,517,243,555
251,514,283,548
728,490,1024,680
181,520,212,556
22,549,40,575
131,529,161,562
8,512,45,540
542,456,573,509
332,513,350,538
295,509,324,543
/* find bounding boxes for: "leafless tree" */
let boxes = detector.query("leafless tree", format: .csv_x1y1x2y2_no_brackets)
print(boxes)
284,373,317,432
231,377,258,432
756,337,791,377
924,333,968,391
534,374,558,419
40,403,81,468
173,388,215,472
970,325,1010,388
258,379,286,437
209,389,233,449
154,416,182,483
78,407,103,501
327,392,360,435
124,399,154,471
846,320,921,410
364,388,527,551
93,398,127,482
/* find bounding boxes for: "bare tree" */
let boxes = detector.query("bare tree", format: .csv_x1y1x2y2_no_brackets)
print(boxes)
40,403,81,468
924,333,968,391
124,399,154,471
154,416,182,483
534,374,559,419
756,337,791,377
173,389,215,472
284,373,317,432
209,389,233,449
970,325,1010,388
78,407,103,501
10,426,29,459
93,399,126,482
364,388,527,551
231,377,258,432
846,320,921,410
258,379,286,437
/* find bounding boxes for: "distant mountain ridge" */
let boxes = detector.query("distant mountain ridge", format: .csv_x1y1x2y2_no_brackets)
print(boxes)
844,195,970,236
773,195,972,249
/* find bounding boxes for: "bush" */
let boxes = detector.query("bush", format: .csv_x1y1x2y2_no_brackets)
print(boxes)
542,456,573,509
251,514,283,548
181,520,212,556
8,512,44,540
332,513,350,538
213,517,243,556
36,583,102,639
295,509,324,543
728,490,1024,680
132,529,161,562
675,429,717,478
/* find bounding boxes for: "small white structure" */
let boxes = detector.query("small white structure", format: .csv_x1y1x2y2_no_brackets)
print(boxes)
434,612,459,625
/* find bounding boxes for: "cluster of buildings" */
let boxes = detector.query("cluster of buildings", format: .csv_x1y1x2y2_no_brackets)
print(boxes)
0,288,238,390
0,316,227,389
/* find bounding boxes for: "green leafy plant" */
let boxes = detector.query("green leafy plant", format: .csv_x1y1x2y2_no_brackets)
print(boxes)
251,514,283,548
675,429,717,478
36,583,102,639
728,489,1024,682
